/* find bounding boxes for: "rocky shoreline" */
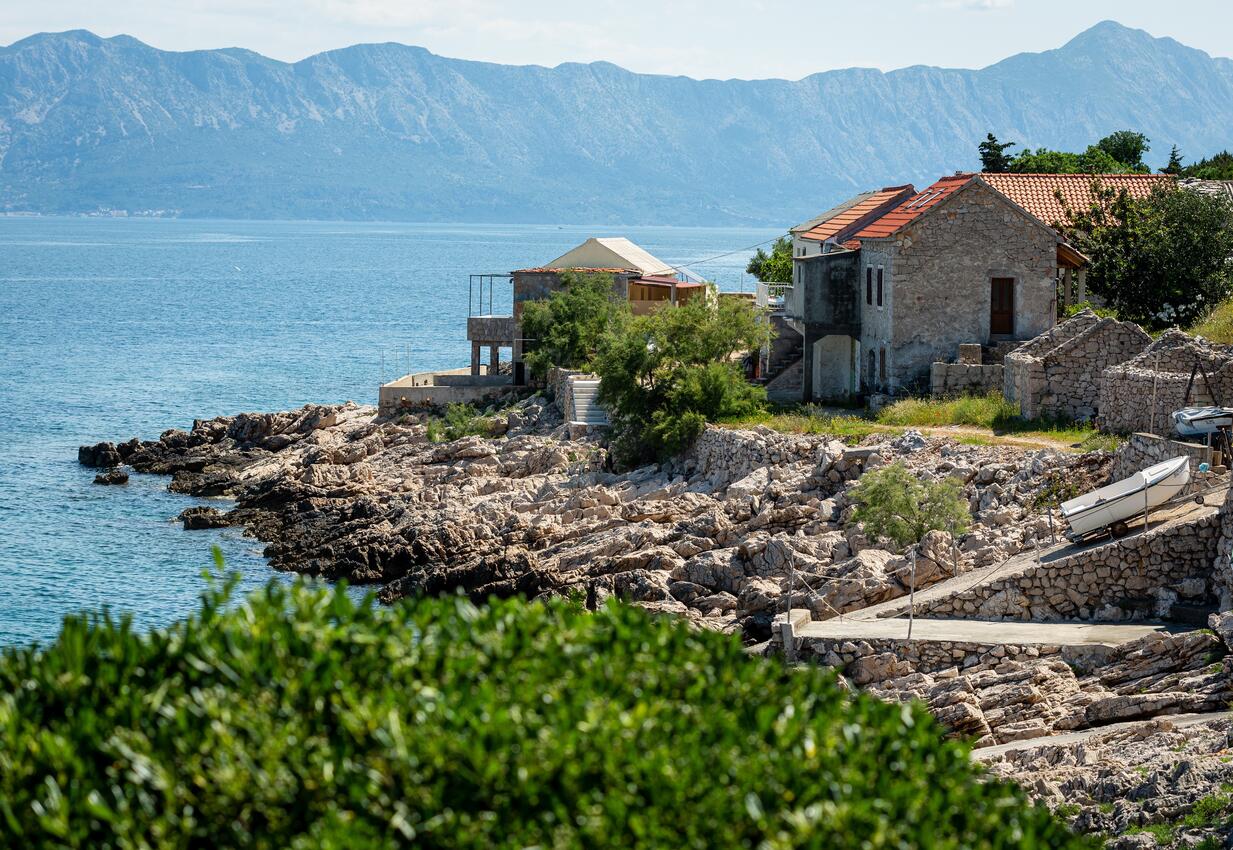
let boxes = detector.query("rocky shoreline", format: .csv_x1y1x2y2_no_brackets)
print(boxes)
81,397,1233,846
79,397,1093,637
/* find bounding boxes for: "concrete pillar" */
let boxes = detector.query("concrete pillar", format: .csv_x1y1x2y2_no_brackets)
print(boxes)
1076,269,1088,303
800,330,813,403
471,341,481,376
1062,268,1074,308
489,345,500,375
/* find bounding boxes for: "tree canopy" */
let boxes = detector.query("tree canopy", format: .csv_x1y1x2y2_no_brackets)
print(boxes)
595,294,770,464
848,462,971,549
520,272,629,379
745,235,793,284
0,573,1083,848
978,132,1017,173
1180,150,1233,180
1063,183,1233,328
994,130,1152,174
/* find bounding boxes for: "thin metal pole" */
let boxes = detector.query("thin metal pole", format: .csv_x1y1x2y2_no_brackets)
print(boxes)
1149,352,1160,434
907,549,916,641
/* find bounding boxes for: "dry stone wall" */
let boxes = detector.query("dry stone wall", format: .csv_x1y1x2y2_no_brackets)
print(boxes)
1004,310,1150,421
1112,432,1214,492
930,363,1003,397
908,507,1223,622
797,634,1116,681
1098,330,1233,435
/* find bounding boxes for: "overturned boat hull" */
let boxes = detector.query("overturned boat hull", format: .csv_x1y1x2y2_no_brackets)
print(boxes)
1060,456,1190,538
1172,407,1233,438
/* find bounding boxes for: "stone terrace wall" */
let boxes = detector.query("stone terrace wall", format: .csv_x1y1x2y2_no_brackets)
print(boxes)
681,425,831,487
1112,432,1214,494
1004,310,1150,421
910,507,1223,622
797,635,1116,682
930,363,1003,398
1099,330,1233,435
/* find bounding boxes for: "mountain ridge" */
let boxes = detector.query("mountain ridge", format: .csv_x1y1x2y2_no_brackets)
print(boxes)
1,21,1231,225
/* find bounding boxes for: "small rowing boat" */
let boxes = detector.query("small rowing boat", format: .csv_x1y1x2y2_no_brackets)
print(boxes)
1060,456,1190,539
1172,406,1233,438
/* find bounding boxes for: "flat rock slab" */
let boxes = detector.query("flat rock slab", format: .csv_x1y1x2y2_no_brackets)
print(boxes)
970,711,1228,760
795,617,1181,647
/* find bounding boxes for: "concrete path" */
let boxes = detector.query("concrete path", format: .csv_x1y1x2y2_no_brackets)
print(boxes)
796,617,1181,647
971,711,1229,760
850,490,1223,622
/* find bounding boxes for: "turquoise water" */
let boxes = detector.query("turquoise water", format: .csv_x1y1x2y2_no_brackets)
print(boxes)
0,218,777,647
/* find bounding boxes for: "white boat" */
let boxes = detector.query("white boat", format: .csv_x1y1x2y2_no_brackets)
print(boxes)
1172,406,1233,438
1060,456,1190,538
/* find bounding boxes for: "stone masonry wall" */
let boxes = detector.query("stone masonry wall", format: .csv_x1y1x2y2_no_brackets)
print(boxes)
882,180,1058,390
930,363,1003,397
1099,329,1233,435
1004,310,1150,421
797,635,1116,682
908,508,1223,622
1112,432,1214,493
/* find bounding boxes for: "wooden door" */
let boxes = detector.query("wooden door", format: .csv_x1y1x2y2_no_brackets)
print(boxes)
990,277,1014,336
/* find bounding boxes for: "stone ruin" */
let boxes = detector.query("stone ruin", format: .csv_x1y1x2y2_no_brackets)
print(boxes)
1003,309,1151,422
1098,329,1233,435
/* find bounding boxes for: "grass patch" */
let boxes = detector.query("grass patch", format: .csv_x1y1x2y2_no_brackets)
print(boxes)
725,393,1121,452
1190,296,1233,344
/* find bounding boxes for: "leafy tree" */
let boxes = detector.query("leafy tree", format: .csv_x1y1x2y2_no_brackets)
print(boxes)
1063,183,1233,328
848,462,970,549
1095,130,1151,172
595,294,770,464
1161,144,1184,175
1006,130,1151,174
520,272,629,378
1181,150,1233,180
745,235,792,283
0,571,1084,848
1010,145,1129,174
978,132,1017,173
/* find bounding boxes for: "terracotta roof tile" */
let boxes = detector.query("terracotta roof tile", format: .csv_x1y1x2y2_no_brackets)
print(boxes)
980,173,1173,229
853,174,975,239
794,185,915,243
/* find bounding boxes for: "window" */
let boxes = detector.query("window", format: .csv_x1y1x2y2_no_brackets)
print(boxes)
876,267,884,307
878,348,887,382
866,267,873,305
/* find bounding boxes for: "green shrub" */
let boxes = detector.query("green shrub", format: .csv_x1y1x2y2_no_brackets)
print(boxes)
426,402,490,443
0,574,1084,848
1062,301,1119,321
597,294,771,465
521,272,629,379
848,462,971,548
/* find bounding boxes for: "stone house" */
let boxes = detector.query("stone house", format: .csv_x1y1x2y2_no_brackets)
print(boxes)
788,174,1072,400
787,172,1171,401
466,237,705,380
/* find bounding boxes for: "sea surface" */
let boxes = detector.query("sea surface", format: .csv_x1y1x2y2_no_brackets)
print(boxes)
0,217,778,647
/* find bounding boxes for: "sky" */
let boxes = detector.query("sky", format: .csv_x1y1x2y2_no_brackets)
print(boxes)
2,0,1231,79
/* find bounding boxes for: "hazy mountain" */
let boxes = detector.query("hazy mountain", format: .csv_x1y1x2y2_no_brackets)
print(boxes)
1,21,1230,225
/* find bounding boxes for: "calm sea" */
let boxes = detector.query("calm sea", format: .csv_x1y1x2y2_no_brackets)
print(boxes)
0,217,778,646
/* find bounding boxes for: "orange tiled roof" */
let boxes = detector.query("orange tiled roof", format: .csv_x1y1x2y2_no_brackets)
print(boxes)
511,266,635,274
980,173,1173,229
854,174,975,239
794,185,915,243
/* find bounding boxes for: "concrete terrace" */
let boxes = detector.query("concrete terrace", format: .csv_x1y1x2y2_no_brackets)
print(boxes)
794,617,1180,647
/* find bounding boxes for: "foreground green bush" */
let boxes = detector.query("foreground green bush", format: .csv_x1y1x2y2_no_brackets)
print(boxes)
0,578,1085,849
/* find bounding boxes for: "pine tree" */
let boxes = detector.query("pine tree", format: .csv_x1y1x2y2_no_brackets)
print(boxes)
1161,144,1184,175
978,132,1016,173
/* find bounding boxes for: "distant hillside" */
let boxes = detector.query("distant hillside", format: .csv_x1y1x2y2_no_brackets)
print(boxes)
1,21,1231,225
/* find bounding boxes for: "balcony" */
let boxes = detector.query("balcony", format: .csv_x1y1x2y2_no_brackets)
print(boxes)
467,314,515,344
